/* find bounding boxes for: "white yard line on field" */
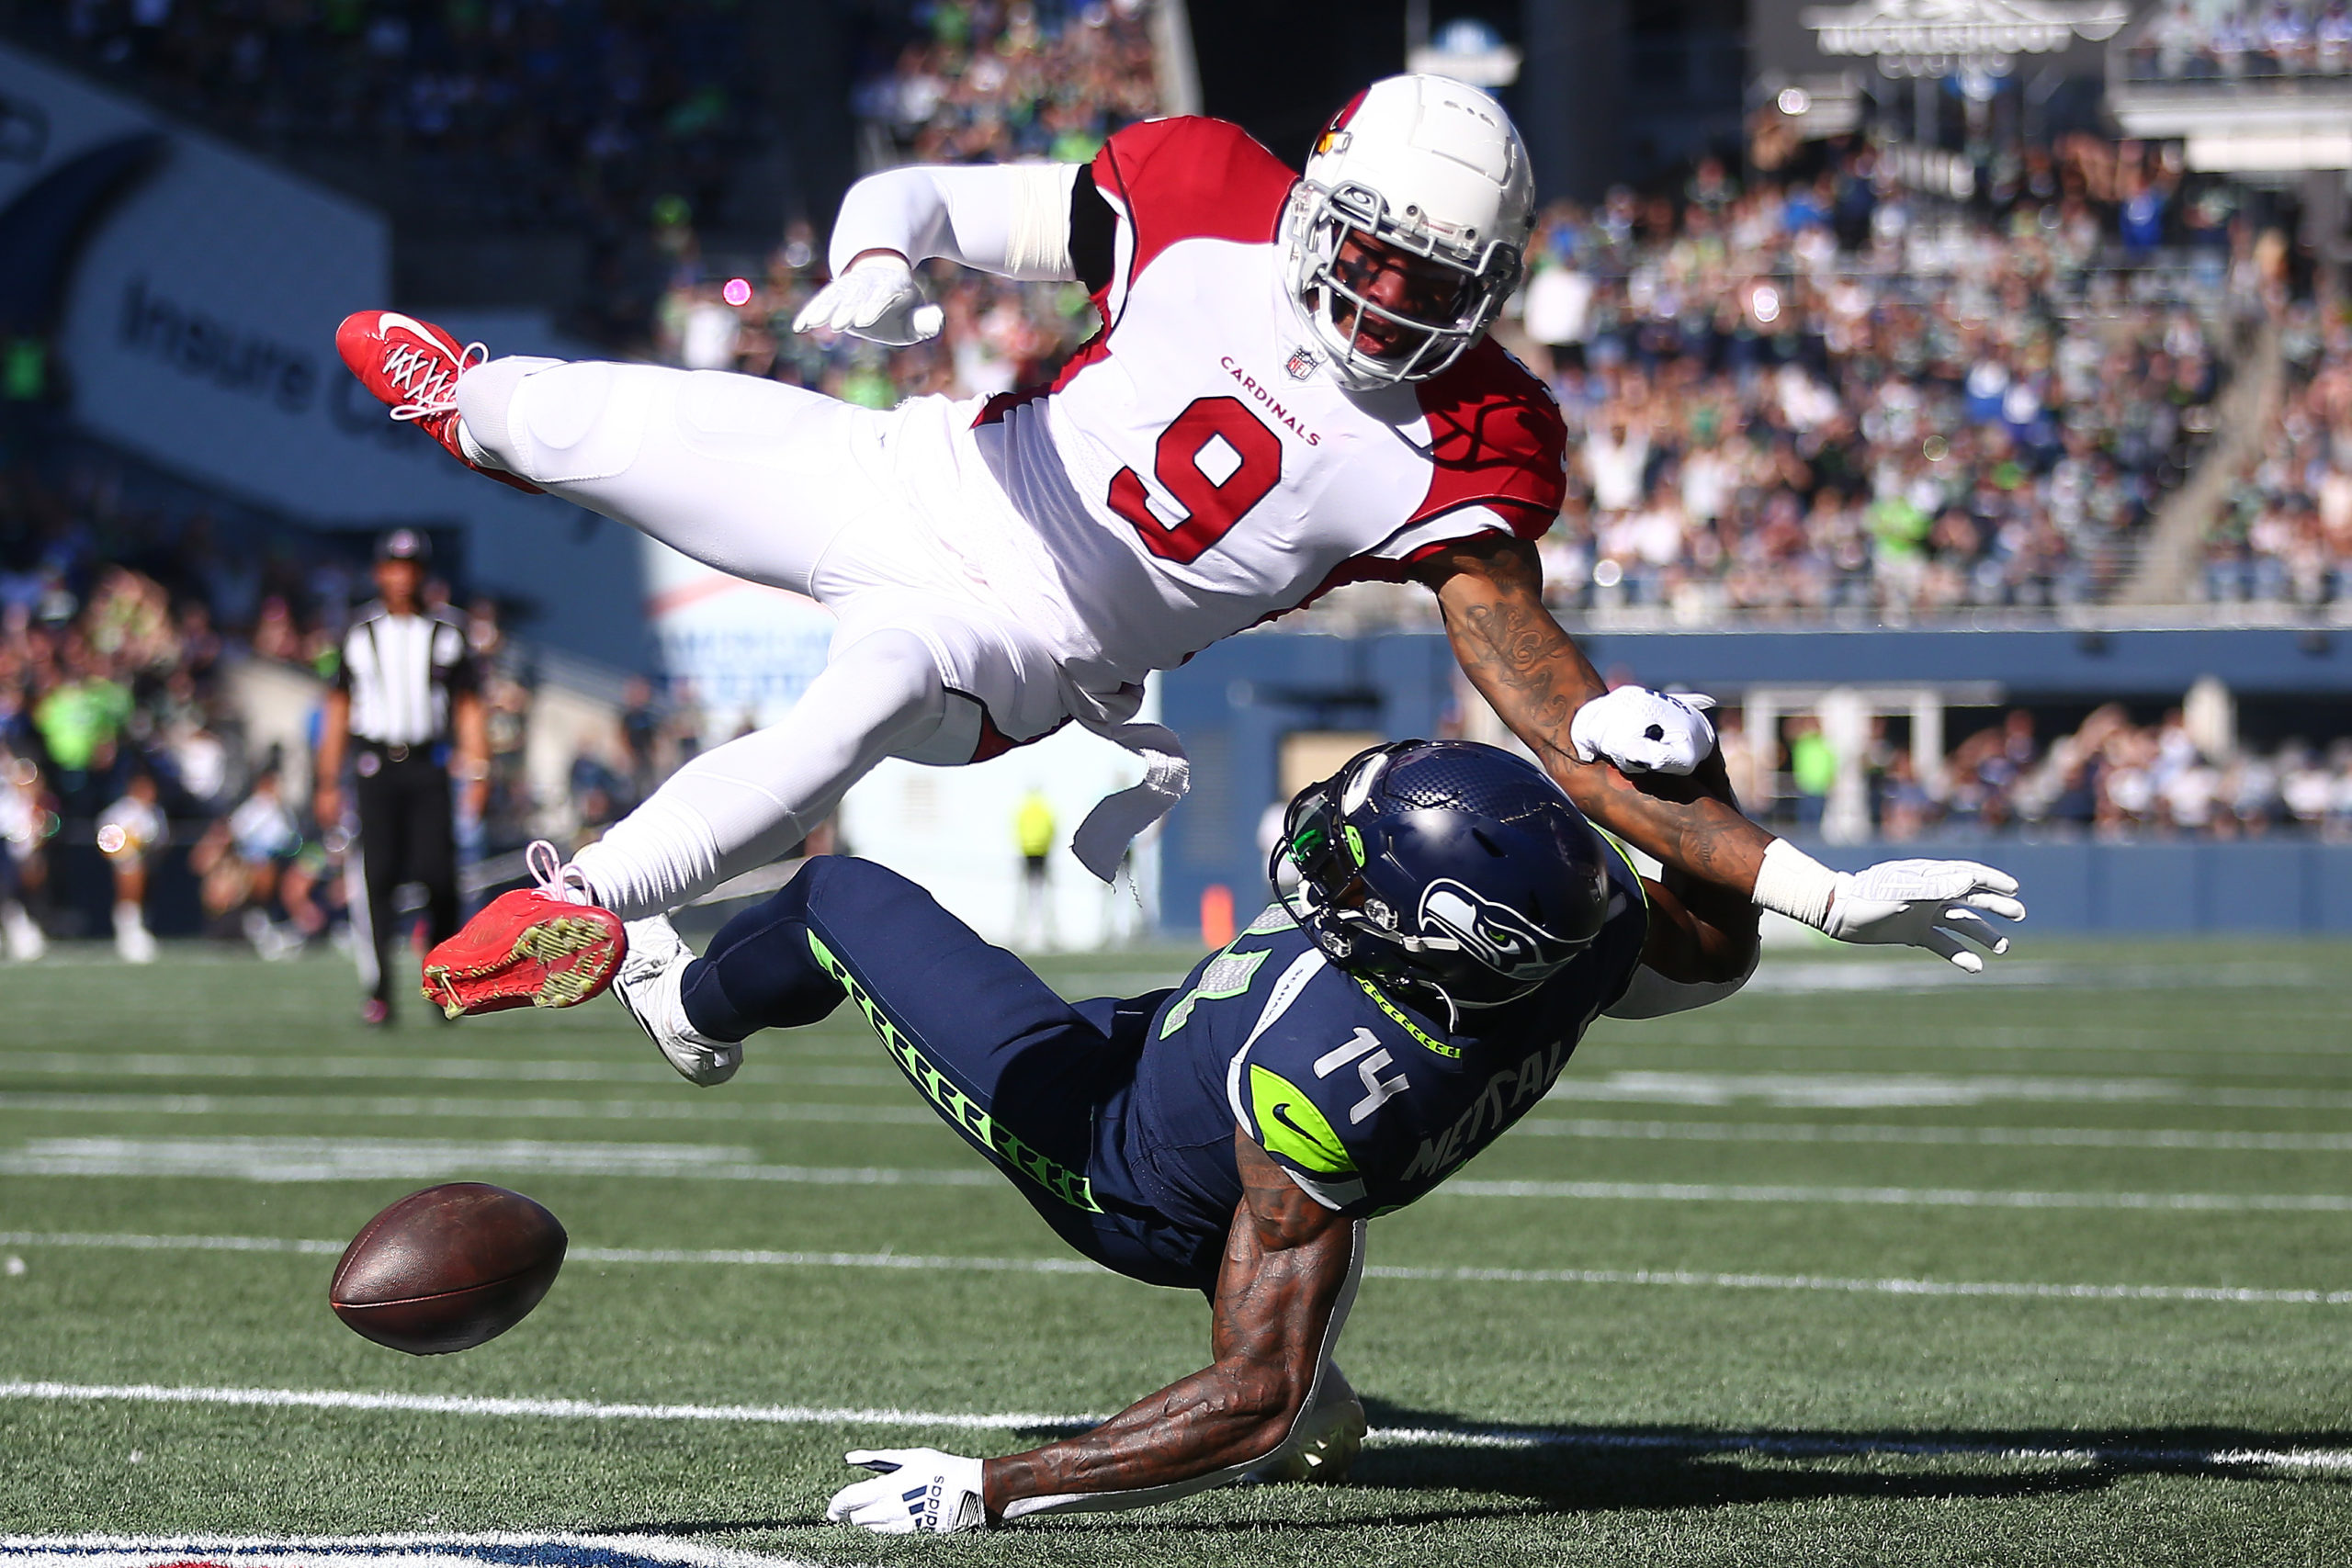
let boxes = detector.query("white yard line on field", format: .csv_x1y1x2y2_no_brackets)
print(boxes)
0,1092,938,1126
10,1135,2352,1207
6,1230,2350,1306
1548,1070,2352,1111
0,1380,1075,1429
16,1092,2352,1154
0,1534,834,1568
11,1091,2352,1156
1435,1178,2352,1211
0,1138,995,1186
2,1382,2346,1477
1515,1118,2352,1152
1737,960,2338,995
0,1053,895,1089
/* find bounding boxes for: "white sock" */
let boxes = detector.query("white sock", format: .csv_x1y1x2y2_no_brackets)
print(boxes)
456,420,505,471
451,355,563,476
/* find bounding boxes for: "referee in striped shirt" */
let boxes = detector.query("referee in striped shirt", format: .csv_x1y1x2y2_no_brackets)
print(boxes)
314,529,489,1025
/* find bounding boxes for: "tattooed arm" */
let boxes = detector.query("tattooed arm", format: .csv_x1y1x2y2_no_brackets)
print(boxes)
981,1131,1362,1520
1414,532,1775,896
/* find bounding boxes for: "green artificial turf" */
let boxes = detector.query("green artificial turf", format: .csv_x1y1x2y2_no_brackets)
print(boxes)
1,935,2348,1566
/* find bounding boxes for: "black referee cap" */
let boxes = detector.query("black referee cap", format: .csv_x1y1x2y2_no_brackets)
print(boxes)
375,527,430,563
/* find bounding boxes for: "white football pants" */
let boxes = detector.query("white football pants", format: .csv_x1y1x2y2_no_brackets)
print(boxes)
454,357,1064,919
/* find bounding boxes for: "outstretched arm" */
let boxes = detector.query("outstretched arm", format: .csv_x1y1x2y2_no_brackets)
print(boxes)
825,163,1085,282
795,163,1106,344
1418,534,2025,970
984,1133,1360,1518
1417,533,1772,895
823,1133,1360,1532
1637,864,1762,987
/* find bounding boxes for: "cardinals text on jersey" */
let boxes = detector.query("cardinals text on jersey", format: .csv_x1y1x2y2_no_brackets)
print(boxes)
965,117,1568,693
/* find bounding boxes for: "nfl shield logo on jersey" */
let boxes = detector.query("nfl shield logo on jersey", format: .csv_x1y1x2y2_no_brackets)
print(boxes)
1285,345,1320,379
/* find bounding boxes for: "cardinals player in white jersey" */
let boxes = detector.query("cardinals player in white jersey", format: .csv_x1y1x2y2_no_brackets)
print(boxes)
334,74,2021,1031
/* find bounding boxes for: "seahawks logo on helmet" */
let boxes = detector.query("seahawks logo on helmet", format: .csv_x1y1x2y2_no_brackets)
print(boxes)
1419,877,1583,983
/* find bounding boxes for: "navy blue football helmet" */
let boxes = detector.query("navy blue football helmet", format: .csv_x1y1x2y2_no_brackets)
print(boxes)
1272,739,1613,1017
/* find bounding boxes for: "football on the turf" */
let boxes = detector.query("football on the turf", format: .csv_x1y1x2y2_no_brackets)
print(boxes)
330,1182,567,1355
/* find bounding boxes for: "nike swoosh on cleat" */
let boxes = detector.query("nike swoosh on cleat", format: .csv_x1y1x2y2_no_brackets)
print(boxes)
374,310,446,343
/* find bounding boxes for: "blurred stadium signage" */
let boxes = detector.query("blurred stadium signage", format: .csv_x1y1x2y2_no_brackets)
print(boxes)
1405,18,1522,88
640,541,834,739
0,40,648,664
1798,0,2129,77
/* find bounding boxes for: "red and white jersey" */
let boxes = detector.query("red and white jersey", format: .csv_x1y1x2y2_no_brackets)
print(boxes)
966,117,1566,691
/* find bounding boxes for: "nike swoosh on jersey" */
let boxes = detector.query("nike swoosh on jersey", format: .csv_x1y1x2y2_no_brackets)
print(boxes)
1270,1101,1347,1165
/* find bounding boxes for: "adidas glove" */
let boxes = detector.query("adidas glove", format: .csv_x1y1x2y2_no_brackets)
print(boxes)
792,254,945,346
826,1448,988,1534
1569,686,1718,776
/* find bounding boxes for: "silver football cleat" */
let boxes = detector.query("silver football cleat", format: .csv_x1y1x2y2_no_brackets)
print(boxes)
613,914,742,1086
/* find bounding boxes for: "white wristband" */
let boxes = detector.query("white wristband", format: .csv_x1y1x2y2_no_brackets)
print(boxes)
1750,839,1838,931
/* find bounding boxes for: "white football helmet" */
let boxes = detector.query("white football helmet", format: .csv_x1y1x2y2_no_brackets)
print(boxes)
1284,74,1536,390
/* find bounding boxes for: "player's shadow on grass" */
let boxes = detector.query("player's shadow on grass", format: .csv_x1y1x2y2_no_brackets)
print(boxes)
601,1411,2352,1536
1332,1398,2352,1516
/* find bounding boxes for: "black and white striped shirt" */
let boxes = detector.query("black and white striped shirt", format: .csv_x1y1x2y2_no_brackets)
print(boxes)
336,604,477,747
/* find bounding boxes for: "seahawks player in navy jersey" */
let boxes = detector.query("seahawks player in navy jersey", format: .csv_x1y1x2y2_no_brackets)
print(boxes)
608,740,1981,1533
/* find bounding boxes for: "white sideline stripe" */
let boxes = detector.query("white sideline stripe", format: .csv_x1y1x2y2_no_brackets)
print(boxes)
0,1535,829,1568
1548,1070,2352,1111
0,1092,938,1127
6,1232,2350,1306
11,1138,2352,1209
1518,1118,2352,1154
3,1383,2346,1478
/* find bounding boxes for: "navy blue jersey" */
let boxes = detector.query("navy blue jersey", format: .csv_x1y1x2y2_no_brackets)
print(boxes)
683,848,1649,1294
1107,840,1648,1231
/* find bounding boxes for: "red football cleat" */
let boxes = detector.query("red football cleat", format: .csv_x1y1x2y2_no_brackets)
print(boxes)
334,310,543,494
423,843,625,1019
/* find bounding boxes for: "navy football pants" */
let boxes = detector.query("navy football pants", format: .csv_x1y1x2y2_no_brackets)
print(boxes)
680,855,1222,1290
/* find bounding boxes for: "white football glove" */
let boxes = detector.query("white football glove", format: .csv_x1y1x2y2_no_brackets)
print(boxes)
1822,858,2027,974
825,1448,988,1534
1569,686,1719,776
791,254,945,346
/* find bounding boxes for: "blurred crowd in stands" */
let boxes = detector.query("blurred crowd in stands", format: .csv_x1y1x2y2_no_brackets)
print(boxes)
2123,1,2352,78
27,0,759,237
853,0,1159,166
660,19,2287,625
1515,139,2232,622
1722,702,2352,841
0,450,707,959
0,456,308,957
652,0,1156,412
2206,302,2352,604
6,0,2352,966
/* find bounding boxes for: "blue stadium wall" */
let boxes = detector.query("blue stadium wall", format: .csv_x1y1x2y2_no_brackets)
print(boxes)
1158,627,2352,936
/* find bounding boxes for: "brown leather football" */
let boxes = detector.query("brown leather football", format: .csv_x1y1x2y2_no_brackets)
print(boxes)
330,1182,567,1355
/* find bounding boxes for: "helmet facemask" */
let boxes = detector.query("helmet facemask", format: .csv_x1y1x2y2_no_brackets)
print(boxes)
1288,179,1522,391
